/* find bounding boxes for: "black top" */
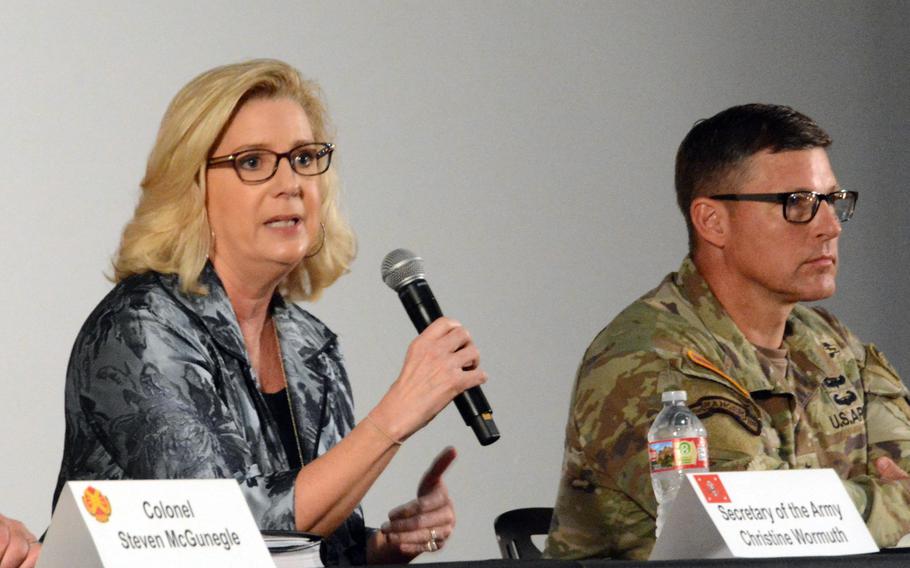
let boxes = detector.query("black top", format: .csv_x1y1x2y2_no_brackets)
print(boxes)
263,389,303,470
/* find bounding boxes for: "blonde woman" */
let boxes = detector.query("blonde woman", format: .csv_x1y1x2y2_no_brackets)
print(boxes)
52,60,486,565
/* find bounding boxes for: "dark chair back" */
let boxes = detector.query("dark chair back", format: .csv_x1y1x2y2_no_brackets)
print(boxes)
493,507,554,560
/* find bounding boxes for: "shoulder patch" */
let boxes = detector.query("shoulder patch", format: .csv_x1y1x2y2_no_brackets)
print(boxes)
690,395,762,436
686,350,751,399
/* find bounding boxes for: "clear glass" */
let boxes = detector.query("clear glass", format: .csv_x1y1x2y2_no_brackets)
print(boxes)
208,142,334,183
710,190,858,224
785,191,856,223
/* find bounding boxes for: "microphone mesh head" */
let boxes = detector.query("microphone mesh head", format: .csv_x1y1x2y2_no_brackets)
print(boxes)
381,248,426,290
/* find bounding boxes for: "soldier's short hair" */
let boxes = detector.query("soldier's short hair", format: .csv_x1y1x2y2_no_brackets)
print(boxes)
675,103,832,250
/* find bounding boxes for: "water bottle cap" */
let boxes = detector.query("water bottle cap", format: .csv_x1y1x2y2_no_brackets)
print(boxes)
661,390,687,403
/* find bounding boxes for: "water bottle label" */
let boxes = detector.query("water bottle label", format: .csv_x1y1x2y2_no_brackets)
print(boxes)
648,437,708,472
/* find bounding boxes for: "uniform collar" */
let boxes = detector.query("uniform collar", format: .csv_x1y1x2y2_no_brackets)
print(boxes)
783,308,846,385
674,257,776,394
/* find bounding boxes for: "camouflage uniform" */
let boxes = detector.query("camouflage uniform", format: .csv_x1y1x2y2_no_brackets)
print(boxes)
546,257,910,560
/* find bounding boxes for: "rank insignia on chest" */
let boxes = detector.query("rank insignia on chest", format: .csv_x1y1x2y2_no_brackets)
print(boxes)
822,342,840,358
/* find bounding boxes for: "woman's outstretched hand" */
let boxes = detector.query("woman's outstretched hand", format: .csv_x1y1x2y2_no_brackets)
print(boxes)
369,447,458,563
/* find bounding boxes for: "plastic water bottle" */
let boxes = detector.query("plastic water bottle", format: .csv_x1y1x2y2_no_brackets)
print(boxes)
647,390,708,537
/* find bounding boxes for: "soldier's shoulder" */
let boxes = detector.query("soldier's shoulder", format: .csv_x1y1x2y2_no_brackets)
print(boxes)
583,275,707,368
573,277,719,417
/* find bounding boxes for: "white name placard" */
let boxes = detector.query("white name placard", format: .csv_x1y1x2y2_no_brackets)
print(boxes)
650,469,878,560
38,480,275,568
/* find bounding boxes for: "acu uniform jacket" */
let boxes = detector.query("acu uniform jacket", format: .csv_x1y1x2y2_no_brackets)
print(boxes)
546,257,910,560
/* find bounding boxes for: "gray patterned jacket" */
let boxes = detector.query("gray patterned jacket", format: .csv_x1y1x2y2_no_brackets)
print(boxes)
52,264,367,564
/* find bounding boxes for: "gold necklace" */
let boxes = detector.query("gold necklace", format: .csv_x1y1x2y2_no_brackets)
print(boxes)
271,318,305,468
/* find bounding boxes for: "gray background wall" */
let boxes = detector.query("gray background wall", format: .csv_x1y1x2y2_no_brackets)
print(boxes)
1,1,907,562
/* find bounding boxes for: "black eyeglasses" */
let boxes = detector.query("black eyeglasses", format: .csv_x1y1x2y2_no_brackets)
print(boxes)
710,190,858,224
207,142,335,184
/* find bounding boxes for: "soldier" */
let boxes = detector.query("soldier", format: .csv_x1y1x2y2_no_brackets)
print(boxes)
546,103,910,560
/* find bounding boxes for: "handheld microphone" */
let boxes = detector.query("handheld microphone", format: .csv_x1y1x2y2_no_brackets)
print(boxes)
381,249,500,446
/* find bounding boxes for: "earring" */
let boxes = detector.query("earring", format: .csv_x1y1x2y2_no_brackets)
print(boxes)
305,223,326,258
208,229,216,260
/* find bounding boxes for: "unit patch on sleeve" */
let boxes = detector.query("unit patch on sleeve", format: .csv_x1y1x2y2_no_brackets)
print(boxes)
690,395,762,435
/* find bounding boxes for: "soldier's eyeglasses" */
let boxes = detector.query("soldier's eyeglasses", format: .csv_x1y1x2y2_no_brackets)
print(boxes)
710,190,858,224
208,142,335,184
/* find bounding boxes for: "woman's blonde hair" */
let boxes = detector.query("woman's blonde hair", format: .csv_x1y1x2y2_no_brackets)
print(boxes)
113,59,356,301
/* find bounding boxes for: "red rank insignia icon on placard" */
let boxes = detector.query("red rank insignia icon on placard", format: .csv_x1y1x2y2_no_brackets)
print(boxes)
694,474,731,503
82,486,112,523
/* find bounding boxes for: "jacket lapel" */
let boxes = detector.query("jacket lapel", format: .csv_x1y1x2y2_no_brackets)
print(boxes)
272,295,337,463
159,264,249,363
158,263,339,466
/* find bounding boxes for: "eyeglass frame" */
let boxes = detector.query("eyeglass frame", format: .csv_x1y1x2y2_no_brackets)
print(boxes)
709,189,858,224
207,142,335,184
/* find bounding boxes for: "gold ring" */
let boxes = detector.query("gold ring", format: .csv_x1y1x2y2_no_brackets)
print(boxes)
430,528,438,542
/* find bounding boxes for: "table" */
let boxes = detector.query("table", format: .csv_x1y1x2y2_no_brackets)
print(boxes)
376,548,910,568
